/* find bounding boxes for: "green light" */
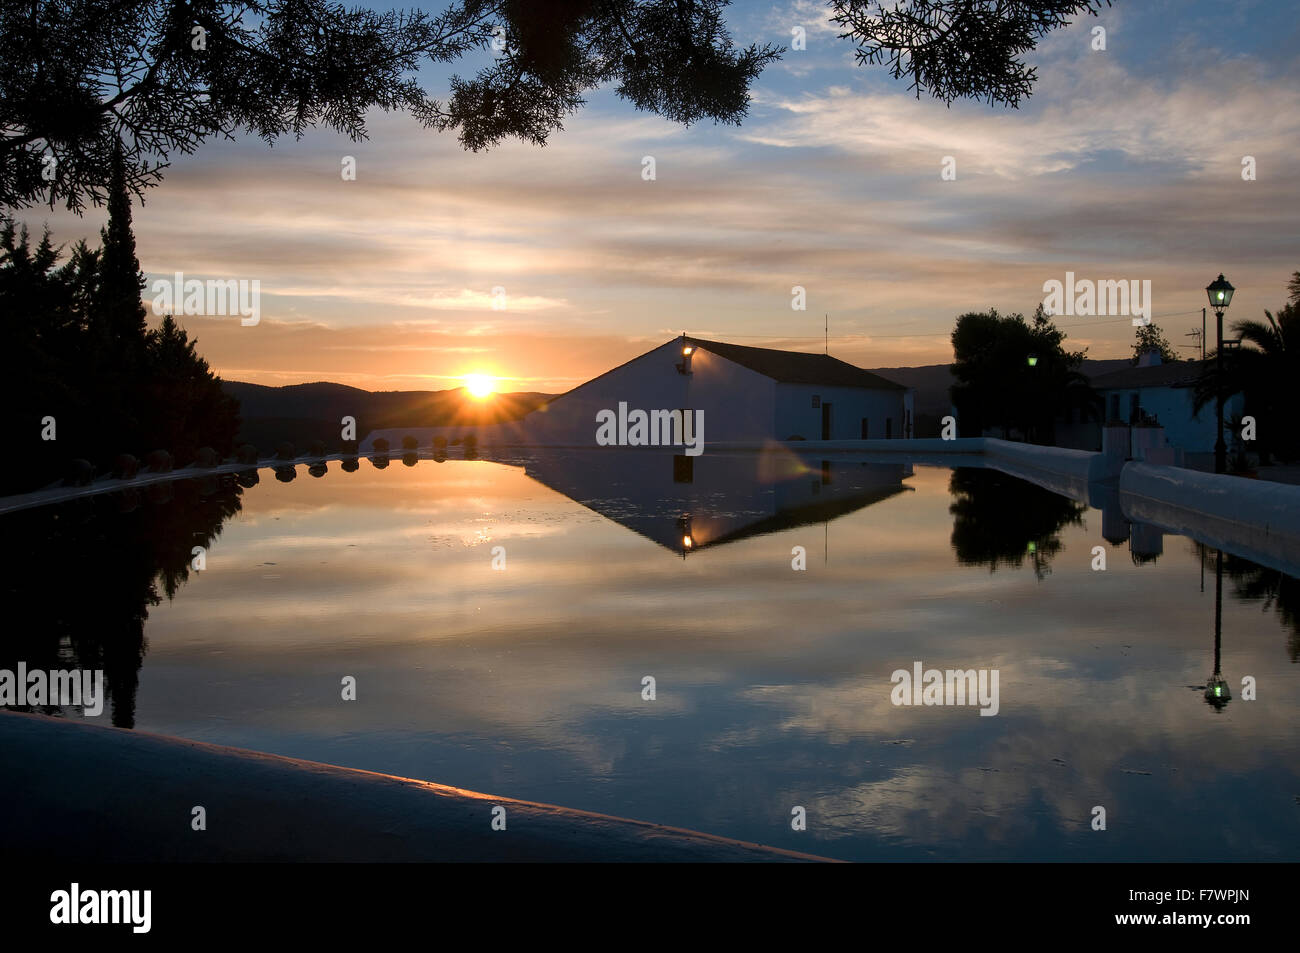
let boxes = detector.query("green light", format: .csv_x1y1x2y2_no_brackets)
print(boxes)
1027,355,1038,367
1217,291,1225,301
1215,686,1222,697
1027,541,1037,553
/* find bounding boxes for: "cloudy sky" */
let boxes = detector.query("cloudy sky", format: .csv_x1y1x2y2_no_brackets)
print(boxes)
28,0,1300,393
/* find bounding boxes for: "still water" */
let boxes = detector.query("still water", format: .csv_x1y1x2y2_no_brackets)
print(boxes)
3,448,1297,861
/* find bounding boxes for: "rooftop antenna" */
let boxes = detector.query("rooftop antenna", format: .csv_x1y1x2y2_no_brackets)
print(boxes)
824,313,828,355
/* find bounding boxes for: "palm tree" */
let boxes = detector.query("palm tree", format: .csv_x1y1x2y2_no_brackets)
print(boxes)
1195,273,1300,463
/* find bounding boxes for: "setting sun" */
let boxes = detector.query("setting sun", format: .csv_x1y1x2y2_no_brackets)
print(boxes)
463,373,497,399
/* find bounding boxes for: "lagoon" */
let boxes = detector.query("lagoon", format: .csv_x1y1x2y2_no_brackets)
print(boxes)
1,448,1297,861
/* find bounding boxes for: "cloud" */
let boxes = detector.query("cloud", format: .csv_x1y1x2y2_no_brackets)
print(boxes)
21,4,1299,385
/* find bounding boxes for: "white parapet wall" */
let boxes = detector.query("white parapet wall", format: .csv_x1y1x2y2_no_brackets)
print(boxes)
1119,463,1300,577
0,712,833,863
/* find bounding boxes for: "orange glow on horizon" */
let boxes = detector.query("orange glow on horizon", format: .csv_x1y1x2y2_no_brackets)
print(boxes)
463,373,497,399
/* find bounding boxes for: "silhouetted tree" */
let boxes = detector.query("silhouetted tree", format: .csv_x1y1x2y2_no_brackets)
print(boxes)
1,0,780,210
950,304,1096,443
0,182,240,491
3,0,1104,211
830,0,1111,105
1132,323,1178,365
141,315,241,462
0,221,106,489
98,146,148,359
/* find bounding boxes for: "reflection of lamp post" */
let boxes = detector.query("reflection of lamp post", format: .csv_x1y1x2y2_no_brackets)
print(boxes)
676,515,693,559
1205,548,1232,711
1205,274,1235,474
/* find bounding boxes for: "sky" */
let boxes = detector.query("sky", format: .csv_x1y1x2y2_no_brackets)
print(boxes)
23,0,1300,393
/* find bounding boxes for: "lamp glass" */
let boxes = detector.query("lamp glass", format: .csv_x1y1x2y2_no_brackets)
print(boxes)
1206,275,1234,310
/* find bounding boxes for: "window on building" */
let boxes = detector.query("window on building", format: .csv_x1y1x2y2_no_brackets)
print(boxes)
860,418,869,439
885,417,893,439
1109,394,1120,421
811,395,820,409
1129,394,1140,423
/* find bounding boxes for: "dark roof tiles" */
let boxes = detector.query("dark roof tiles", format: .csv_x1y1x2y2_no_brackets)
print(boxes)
685,337,907,391
1089,359,1207,391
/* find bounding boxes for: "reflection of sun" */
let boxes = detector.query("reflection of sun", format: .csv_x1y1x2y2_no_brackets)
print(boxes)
463,374,496,399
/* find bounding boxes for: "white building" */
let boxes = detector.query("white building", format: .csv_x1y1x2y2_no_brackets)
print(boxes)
517,336,914,449
1087,353,1245,461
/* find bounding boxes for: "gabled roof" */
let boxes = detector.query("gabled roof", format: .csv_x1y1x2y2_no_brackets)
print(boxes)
685,337,907,391
1089,359,1207,391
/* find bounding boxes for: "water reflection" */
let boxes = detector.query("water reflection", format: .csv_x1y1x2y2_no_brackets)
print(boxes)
516,446,912,556
947,468,1087,579
0,476,243,727
1,453,1297,860
1204,542,1300,664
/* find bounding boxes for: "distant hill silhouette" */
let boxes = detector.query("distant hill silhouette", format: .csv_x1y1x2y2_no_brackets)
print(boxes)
225,359,1137,447
869,359,1133,436
223,381,551,452
869,359,1132,415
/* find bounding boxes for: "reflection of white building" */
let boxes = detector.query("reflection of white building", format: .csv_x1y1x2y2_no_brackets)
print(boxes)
519,447,912,556
519,336,914,448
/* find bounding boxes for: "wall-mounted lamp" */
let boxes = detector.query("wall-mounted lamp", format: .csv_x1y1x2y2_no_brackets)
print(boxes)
677,343,694,375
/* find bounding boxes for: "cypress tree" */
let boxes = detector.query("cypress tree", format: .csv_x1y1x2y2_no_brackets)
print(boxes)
98,146,147,361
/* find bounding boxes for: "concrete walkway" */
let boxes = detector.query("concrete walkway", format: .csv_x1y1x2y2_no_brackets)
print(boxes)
0,713,834,862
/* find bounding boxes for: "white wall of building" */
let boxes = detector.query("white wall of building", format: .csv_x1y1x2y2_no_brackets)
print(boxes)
1098,386,1245,453
513,339,911,448
774,383,909,440
519,339,777,447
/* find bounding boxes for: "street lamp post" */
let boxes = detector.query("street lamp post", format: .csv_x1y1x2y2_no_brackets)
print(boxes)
1205,274,1235,474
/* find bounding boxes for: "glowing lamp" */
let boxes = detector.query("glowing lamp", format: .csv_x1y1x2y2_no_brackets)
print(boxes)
1205,274,1234,312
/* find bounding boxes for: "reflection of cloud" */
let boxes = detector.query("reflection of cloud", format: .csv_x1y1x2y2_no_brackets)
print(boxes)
130,457,1300,857
724,646,1296,848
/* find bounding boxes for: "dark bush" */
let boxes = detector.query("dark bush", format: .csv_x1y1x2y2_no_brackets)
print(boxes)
113,453,140,479
145,449,173,472
62,458,94,487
